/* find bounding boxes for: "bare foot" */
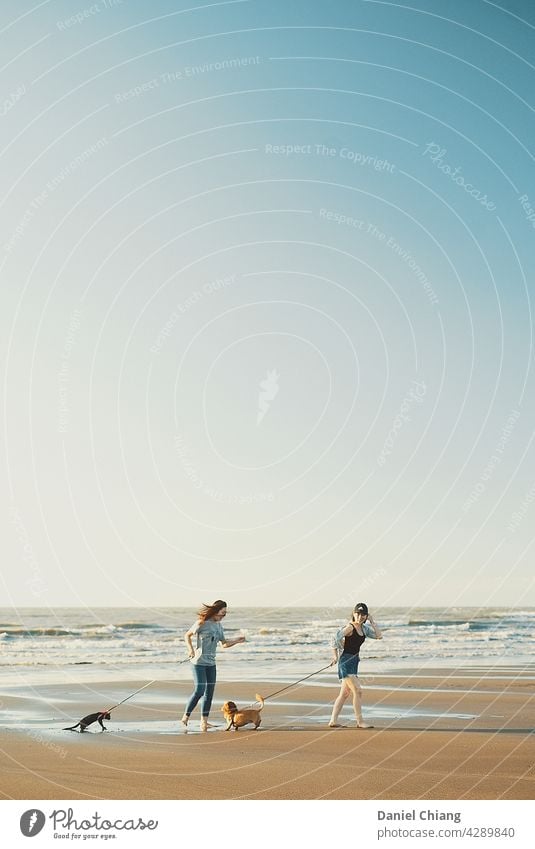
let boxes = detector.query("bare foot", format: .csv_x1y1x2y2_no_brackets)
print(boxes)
180,716,189,727
355,722,374,729
328,723,345,728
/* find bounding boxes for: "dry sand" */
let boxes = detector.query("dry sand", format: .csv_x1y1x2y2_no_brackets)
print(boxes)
1,668,533,799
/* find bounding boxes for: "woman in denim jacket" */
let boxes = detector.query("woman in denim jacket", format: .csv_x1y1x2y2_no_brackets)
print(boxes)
329,602,382,728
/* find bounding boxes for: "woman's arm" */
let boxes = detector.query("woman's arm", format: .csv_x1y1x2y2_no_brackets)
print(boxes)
366,615,382,639
221,636,246,648
184,633,195,657
184,623,198,658
331,623,353,664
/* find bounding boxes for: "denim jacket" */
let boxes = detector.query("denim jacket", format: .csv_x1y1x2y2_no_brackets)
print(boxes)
332,622,378,653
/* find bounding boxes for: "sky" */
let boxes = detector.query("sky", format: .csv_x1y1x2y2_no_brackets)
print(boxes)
1,0,535,609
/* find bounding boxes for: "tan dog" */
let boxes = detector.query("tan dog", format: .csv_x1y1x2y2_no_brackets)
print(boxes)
221,694,264,730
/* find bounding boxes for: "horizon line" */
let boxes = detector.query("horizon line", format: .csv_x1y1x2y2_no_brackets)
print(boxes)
2,604,533,610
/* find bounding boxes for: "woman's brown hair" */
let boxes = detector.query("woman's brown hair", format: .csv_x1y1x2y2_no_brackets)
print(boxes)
197,599,227,623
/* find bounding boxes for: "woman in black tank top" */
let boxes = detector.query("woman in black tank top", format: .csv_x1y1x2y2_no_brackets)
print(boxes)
328,602,382,728
343,624,366,655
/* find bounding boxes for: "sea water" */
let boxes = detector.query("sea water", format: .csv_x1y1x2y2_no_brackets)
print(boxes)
0,606,533,686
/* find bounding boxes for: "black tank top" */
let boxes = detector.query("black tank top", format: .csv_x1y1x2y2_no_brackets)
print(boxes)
343,624,366,655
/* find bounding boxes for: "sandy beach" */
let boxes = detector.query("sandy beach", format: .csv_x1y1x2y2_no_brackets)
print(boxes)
1,666,533,800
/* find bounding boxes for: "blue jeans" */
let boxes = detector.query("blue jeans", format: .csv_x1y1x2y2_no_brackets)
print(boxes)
185,664,217,717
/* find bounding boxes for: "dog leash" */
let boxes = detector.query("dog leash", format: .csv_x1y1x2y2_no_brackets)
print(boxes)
105,657,192,713
245,663,333,708
63,657,195,729
106,680,157,713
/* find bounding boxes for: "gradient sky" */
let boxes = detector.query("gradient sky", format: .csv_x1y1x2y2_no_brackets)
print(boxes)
1,0,534,608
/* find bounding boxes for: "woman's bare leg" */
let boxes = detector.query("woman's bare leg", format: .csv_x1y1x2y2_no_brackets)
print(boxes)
344,675,372,728
329,682,350,726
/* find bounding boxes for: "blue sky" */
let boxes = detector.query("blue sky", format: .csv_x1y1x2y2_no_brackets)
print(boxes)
1,0,535,608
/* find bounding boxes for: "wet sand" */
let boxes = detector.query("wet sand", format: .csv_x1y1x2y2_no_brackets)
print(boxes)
0,667,533,799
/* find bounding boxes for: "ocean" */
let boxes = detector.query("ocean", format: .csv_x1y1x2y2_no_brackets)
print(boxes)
0,607,533,686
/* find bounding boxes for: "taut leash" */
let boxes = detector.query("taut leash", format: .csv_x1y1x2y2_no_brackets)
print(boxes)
106,656,191,712
245,663,333,708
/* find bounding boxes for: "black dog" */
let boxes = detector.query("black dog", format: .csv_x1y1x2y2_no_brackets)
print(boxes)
63,711,111,733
